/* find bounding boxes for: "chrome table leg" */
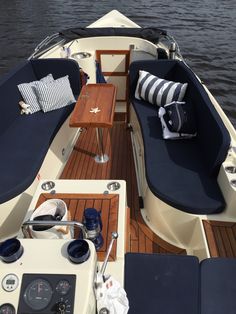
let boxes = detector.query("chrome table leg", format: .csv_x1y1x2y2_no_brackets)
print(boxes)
95,127,109,163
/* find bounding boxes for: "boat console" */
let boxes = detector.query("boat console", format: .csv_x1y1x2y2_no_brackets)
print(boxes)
0,238,97,313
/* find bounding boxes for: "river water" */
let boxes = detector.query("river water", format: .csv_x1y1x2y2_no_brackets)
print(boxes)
0,0,235,125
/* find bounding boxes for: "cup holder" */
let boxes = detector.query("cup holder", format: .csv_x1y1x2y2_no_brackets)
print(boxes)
107,181,120,191
41,181,55,191
225,166,236,174
0,238,24,263
67,240,90,264
230,180,236,188
71,52,91,60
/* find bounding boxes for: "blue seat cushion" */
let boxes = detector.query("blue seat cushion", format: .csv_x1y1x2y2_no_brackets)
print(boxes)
125,253,199,314
200,258,236,314
0,103,75,204
132,99,225,214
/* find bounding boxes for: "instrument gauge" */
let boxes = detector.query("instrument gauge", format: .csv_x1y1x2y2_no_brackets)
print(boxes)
23,278,53,310
0,304,15,314
56,279,71,295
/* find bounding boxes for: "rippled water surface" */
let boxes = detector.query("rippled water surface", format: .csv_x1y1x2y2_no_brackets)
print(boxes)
0,0,235,125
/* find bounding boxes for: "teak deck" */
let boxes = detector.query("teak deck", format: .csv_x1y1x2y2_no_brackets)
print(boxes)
36,193,119,262
203,220,236,257
60,120,186,256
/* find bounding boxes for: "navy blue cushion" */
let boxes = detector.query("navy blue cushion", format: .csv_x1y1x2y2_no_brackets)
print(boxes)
0,61,37,135
200,258,236,314
0,59,81,203
170,62,230,176
132,99,225,214
129,60,230,176
31,58,81,96
0,103,75,204
125,253,199,314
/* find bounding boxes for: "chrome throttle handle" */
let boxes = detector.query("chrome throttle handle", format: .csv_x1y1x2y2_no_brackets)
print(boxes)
100,232,118,276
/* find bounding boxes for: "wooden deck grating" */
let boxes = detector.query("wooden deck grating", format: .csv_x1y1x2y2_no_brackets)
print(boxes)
203,220,236,257
60,121,186,255
35,193,119,262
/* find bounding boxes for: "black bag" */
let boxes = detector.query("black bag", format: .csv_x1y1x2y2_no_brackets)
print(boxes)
163,101,197,134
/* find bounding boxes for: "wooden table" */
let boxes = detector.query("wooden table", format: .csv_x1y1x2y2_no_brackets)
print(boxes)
70,84,117,163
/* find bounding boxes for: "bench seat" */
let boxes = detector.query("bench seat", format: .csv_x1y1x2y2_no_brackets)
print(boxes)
129,60,230,215
0,58,81,204
132,98,226,214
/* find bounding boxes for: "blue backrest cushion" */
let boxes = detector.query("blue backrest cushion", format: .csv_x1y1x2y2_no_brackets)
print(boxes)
0,61,37,135
31,58,81,96
171,62,231,175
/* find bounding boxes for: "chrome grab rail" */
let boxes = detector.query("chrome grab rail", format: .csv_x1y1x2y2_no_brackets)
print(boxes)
28,33,65,59
21,220,87,239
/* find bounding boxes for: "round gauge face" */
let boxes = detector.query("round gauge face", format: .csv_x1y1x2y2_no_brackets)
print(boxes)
23,278,53,311
56,279,71,295
0,303,15,314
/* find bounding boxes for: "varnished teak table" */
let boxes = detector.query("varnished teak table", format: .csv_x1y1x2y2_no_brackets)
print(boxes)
70,84,117,163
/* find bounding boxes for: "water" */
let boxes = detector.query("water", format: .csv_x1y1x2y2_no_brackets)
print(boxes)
0,0,235,125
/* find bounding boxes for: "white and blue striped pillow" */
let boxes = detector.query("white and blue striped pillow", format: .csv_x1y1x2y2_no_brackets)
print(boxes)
35,75,76,112
135,70,188,106
18,74,54,113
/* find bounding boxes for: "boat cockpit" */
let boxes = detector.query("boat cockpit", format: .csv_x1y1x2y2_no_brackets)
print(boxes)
0,9,236,314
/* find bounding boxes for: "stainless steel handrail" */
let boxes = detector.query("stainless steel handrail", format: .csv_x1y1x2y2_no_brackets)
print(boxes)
28,33,65,59
22,220,87,239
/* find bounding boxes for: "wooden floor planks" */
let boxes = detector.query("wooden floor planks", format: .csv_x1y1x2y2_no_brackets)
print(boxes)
203,220,236,257
60,121,186,255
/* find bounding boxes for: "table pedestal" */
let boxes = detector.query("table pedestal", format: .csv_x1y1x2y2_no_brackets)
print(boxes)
95,128,109,163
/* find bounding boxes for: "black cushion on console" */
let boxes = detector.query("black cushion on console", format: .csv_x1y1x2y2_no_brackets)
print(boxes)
200,258,236,314
125,253,199,314
132,98,225,214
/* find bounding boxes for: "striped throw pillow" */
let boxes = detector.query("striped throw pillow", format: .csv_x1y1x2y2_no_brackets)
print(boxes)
135,70,188,106
35,75,76,112
18,74,54,113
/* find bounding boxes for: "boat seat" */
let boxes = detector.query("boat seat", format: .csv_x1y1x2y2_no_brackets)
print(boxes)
125,253,236,314
129,60,230,215
124,253,200,314
200,258,236,314
0,59,81,204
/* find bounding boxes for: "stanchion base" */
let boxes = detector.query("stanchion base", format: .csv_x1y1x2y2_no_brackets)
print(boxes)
95,154,109,163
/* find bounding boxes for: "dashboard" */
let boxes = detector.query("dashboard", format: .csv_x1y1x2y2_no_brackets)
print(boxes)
0,239,97,314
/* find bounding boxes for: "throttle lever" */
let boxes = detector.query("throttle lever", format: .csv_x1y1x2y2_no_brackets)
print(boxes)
100,232,118,277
